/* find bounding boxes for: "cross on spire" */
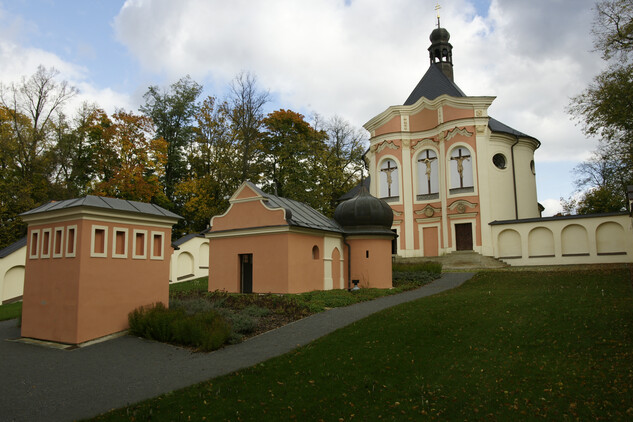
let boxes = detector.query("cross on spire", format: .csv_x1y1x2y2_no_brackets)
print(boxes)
435,2,441,28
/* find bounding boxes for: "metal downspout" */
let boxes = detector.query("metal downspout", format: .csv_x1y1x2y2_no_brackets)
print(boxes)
511,136,520,220
344,237,352,291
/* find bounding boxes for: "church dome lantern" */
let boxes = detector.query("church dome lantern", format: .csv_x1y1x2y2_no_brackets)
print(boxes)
334,186,394,236
428,24,454,81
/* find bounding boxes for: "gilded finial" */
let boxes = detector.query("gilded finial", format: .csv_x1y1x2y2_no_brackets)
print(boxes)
435,2,441,28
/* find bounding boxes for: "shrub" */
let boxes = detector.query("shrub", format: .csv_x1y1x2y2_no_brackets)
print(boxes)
128,303,231,352
392,270,438,288
392,261,442,274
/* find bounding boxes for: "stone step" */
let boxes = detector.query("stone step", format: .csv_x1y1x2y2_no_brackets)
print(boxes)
394,251,509,270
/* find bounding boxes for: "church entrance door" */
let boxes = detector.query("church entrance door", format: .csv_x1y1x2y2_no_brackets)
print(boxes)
455,223,473,251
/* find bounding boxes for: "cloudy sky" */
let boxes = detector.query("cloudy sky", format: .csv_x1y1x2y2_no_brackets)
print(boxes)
0,0,606,216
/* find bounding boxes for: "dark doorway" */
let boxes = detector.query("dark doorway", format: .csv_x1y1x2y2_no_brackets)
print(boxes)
455,223,473,251
240,254,253,293
391,229,398,254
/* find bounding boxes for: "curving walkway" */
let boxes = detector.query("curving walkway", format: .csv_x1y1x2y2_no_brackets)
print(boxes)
0,272,473,422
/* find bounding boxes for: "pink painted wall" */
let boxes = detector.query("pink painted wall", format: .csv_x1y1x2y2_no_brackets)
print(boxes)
209,232,326,294
409,108,439,132
212,200,286,231
22,218,172,344
346,237,393,289
442,106,474,122
373,116,401,136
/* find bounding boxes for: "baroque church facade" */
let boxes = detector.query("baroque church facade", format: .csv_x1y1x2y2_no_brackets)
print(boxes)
363,24,541,258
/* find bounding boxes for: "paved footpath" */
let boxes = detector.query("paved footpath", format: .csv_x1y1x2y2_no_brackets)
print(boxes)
0,272,473,422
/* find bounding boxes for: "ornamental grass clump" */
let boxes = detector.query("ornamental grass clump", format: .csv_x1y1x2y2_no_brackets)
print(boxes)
128,302,230,352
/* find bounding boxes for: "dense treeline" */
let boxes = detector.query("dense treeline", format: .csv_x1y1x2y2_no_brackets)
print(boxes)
0,69,367,248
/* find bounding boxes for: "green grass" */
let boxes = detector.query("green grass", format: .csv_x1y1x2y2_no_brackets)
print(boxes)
169,277,209,296
0,301,21,321
91,269,633,421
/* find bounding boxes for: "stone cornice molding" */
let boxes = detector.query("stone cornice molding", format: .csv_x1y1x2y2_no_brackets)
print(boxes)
363,94,495,134
448,200,478,214
445,127,473,141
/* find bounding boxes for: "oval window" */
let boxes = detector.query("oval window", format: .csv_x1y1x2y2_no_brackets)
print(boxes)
530,160,536,175
492,153,507,169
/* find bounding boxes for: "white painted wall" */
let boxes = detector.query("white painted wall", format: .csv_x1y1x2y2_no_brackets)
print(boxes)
169,236,210,283
0,244,26,303
491,214,633,266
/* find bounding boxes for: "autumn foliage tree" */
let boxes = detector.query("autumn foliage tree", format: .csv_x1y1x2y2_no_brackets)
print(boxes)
568,0,633,213
90,110,167,203
0,67,368,246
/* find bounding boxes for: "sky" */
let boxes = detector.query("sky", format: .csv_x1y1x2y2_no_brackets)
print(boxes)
0,0,607,216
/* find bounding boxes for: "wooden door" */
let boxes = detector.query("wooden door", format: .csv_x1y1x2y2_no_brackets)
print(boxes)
422,227,439,256
455,223,473,251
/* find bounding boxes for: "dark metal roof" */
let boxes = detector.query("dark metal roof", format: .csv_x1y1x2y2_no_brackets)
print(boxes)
20,195,181,220
338,177,371,201
0,237,27,259
403,65,538,144
488,117,539,143
172,228,210,247
244,182,343,233
404,64,465,105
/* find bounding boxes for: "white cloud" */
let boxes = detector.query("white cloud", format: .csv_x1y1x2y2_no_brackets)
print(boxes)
114,0,603,165
540,198,563,217
0,5,132,116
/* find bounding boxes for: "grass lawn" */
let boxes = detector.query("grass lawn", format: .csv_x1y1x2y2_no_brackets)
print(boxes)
0,301,21,321
91,269,633,421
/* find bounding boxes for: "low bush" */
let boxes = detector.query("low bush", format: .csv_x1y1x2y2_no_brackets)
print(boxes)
128,303,230,352
392,270,438,287
392,261,442,274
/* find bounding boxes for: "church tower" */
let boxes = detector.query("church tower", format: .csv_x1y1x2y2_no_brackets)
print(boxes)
361,20,541,258
428,24,453,81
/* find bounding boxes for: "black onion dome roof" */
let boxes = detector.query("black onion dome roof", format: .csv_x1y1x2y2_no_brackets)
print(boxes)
430,27,450,43
334,186,395,236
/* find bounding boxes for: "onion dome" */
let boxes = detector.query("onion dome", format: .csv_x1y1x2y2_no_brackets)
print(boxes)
430,27,450,44
334,186,395,236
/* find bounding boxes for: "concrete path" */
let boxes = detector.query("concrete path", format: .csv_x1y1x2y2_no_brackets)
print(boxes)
0,272,473,422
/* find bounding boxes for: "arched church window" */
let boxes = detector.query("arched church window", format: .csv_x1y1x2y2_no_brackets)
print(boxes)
417,149,439,200
449,147,474,193
379,159,399,201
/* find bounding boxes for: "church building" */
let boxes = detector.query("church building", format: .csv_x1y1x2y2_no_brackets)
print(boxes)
363,23,541,258
361,22,633,266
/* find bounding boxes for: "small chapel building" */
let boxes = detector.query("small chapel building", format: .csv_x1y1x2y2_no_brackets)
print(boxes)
19,196,180,344
206,181,395,293
361,23,633,265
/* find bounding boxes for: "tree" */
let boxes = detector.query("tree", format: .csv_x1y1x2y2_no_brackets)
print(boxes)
49,103,102,198
0,66,77,248
90,110,168,203
261,109,327,208
563,143,628,214
175,96,241,233
228,72,269,182
0,65,77,183
316,115,368,215
568,0,633,211
140,76,202,206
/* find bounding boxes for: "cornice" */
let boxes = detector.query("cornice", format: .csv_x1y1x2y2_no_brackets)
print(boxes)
20,207,179,227
364,94,495,134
